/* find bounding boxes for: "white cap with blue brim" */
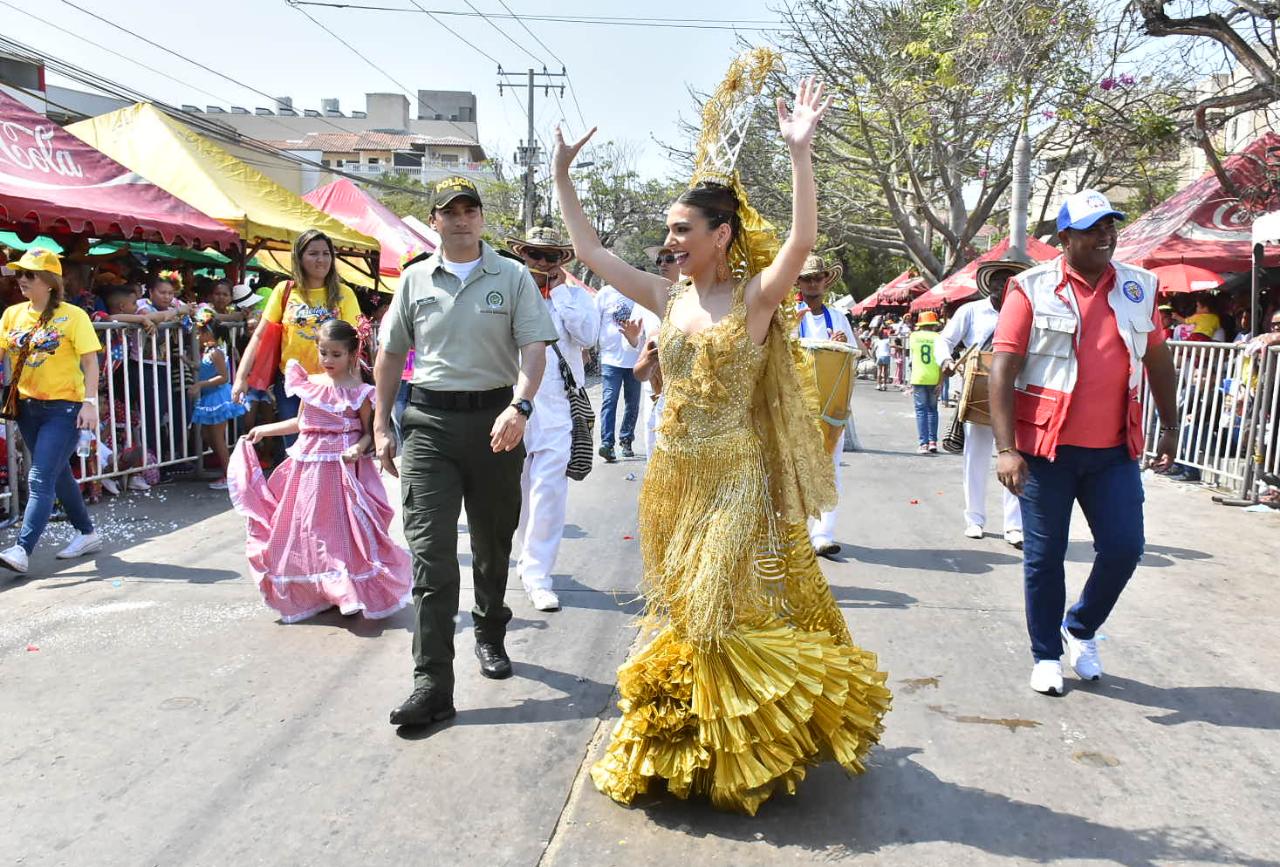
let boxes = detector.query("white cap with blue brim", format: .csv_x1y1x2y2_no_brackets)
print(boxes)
1057,189,1126,232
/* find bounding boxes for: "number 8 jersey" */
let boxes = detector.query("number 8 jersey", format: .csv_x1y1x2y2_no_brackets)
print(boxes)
909,328,945,386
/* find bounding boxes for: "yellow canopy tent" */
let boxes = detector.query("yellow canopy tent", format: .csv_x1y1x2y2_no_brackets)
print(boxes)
66,104,379,273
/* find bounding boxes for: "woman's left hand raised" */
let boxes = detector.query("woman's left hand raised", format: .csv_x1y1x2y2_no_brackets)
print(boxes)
777,76,833,152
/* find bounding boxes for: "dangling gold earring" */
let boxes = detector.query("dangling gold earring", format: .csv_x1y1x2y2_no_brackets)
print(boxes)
715,243,730,283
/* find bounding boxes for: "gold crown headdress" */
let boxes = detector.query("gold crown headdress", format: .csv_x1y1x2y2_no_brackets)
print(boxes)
689,47,783,280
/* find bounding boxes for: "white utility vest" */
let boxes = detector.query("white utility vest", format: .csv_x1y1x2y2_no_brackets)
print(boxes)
1011,256,1157,459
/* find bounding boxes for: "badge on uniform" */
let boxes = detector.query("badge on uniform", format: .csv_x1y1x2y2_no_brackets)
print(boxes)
485,290,504,310
1122,280,1144,303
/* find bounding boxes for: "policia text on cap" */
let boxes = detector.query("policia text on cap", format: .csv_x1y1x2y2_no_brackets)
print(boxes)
374,177,559,726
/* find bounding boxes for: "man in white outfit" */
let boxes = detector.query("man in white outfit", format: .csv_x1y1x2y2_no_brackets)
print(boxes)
938,258,1026,549
794,254,857,559
511,228,599,611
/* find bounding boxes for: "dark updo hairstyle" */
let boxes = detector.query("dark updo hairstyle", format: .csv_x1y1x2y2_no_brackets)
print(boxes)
676,182,742,248
317,317,360,355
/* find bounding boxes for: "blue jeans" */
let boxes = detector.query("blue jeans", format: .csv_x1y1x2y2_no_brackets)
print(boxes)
273,376,301,448
15,399,94,553
912,384,939,444
600,364,640,448
1020,445,1144,661
392,380,411,447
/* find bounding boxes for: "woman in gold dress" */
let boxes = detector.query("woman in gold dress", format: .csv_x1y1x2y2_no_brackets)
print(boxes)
552,75,890,816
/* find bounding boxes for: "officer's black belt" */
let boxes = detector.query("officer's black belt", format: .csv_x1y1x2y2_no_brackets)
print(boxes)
410,385,513,411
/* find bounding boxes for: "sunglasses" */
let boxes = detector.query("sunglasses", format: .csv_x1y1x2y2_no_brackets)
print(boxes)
654,254,677,266
1270,319,1280,330
523,249,564,263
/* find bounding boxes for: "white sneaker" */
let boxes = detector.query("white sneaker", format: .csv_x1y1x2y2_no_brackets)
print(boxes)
208,479,229,491
964,524,984,539
1005,528,1024,549
128,475,151,492
1030,659,1064,696
527,587,561,612
0,543,28,574
1061,624,1103,680
101,477,121,496
56,532,102,560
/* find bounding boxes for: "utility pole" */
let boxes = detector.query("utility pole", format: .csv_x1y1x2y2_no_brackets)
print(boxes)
498,66,567,233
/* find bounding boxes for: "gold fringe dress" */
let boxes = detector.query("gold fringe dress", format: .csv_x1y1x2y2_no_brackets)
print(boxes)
590,282,891,815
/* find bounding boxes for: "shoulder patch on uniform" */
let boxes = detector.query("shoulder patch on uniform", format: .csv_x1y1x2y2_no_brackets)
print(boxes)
1121,280,1144,303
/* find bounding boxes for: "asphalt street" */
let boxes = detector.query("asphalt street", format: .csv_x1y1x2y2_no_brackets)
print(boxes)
2,383,1278,867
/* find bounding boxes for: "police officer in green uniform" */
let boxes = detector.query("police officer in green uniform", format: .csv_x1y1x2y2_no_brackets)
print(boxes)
374,177,558,727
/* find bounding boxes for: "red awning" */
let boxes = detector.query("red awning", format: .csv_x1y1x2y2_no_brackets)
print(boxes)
1114,132,1280,271
851,269,930,314
910,237,1059,311
302,177,433,277
0,93,239,249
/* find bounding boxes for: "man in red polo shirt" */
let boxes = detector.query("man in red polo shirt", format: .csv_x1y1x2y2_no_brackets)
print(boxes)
989,189,1180,697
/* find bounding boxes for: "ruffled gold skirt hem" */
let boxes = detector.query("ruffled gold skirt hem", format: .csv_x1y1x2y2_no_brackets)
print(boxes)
590,622,891,816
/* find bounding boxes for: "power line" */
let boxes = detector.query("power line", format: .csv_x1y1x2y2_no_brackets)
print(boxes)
0,36,441,204
493,0,564,68
53,0,479,149
288,2,788,31
461,0,544,67
404,0,501,66
287,0,481,142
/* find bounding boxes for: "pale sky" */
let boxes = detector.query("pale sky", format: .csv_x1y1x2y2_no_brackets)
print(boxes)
3,0,786,180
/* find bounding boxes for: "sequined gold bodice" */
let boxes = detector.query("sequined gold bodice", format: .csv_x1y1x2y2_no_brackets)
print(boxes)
656,286,766,444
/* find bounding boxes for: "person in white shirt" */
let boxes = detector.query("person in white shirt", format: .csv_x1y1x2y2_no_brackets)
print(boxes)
633,245,679,455
594,284,642,461
510,227,599,611
873,331,893,390
794,254,858,558
938,258,1027,549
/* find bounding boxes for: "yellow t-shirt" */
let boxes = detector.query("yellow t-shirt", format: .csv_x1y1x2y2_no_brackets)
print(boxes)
1186,311,1220,339
0,302,102,402
261,283,362,374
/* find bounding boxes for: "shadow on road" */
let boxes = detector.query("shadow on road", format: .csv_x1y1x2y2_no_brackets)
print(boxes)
1066,541,1213,569
829,584,917,610
1086,675,1280,730
396,662,614,740
836,543,1021,574
635,746,1278,866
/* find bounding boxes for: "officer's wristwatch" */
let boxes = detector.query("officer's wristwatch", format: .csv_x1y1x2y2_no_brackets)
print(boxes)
511,398,533,418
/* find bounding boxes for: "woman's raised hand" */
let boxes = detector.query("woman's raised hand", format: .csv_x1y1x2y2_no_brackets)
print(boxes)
552,126,597,177
777,76,833,152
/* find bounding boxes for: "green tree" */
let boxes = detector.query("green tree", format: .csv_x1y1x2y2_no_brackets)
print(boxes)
773,0,1190,283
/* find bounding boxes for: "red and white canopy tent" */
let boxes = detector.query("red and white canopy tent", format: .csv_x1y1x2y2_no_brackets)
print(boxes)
910,237,1060,312
1114,131,1280,271
849,269,927,315
0,92,238,250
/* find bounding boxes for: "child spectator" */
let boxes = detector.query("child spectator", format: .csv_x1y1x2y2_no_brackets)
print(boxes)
185,306,246,490
1185,293,1222,342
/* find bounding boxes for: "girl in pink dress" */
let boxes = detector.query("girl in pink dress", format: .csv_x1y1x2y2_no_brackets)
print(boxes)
228,319,411,623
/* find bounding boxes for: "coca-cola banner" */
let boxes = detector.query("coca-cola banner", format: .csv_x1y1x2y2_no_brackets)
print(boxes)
0,92,237,248
1115,132,1280,271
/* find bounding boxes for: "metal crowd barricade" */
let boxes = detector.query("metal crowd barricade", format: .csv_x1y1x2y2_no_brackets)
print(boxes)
1142,339,1280,498
0,319,253,522
78,320,250,486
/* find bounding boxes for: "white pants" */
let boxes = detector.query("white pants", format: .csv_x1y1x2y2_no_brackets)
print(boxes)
963,422,1022,532
809,449,842,547
517,392,572,592
639,384,664,456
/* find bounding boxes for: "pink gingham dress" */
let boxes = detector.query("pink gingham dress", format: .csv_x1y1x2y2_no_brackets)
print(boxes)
228,361,411,623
